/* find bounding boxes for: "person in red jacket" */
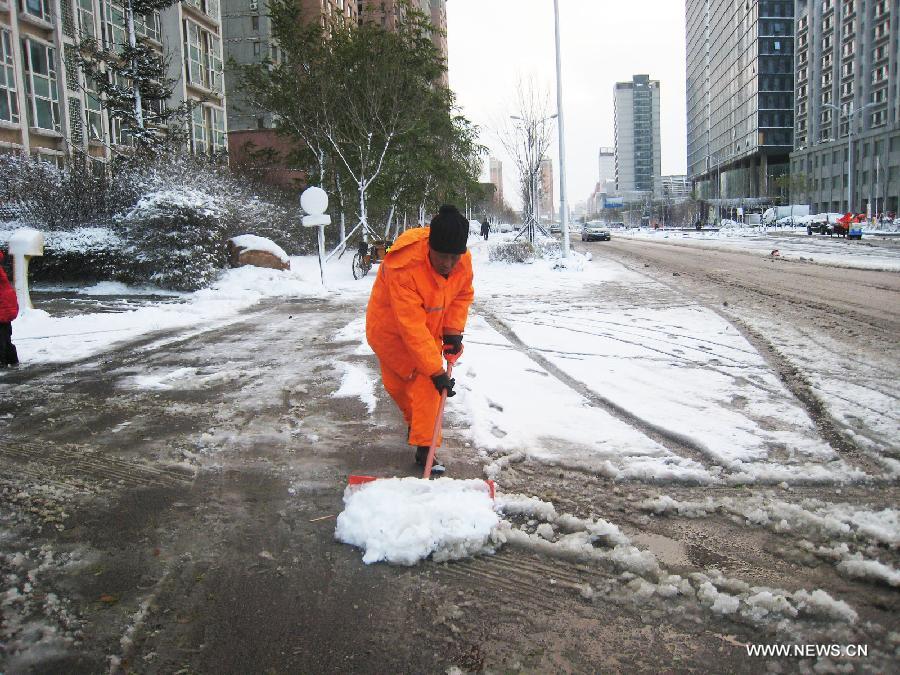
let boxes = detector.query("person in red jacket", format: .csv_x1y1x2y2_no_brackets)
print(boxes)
366,205,474,474
0,250,19,367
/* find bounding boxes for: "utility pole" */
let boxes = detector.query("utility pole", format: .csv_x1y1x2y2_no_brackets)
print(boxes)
553,0,570,257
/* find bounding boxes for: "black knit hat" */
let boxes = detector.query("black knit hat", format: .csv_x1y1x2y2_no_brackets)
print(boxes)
429,205,469,254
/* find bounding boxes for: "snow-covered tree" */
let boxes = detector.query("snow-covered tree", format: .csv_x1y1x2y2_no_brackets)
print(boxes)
240,0,481,245
498,80,556,241
77,0,191,152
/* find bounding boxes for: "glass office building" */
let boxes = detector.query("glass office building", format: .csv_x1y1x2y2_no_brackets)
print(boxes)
686,0,795,208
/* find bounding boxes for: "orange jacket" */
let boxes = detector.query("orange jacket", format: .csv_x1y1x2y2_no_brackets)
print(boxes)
366,227,474,379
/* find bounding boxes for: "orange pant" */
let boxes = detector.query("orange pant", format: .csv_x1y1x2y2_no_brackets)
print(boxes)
379,363,443,447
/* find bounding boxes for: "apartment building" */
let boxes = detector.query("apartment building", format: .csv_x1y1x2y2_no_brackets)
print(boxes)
686,0,794,207
614,74,662,200
358,0,447,79
791,0,899,214
0,0,226,164
222,0,359,184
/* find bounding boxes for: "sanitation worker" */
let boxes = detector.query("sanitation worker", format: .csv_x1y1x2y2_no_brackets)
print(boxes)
366,204,473,474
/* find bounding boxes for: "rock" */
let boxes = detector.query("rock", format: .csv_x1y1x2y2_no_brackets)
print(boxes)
227,237,290,271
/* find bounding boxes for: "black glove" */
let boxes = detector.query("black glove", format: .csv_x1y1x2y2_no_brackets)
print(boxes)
442,334,463,356
431,372,456,397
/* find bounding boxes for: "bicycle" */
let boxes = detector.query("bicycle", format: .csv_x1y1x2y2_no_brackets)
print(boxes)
351,239,390,279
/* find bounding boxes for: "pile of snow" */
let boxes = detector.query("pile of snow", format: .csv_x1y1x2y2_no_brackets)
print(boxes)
335,477,500,565
229,234,289,264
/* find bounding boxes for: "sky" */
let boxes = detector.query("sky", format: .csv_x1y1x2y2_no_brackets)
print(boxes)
446,0,688,211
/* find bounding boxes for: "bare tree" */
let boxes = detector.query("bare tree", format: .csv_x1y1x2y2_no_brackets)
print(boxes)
497,79,555,242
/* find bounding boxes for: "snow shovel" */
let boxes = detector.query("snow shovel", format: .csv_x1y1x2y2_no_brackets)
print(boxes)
348,362,495,499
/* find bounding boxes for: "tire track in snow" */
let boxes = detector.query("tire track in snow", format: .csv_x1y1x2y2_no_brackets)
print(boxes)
601,248,886,479
721,314,885,478
476,308,717,471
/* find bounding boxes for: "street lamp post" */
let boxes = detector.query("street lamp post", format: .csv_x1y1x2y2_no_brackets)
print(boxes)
553,0,570,257
822,101,876,213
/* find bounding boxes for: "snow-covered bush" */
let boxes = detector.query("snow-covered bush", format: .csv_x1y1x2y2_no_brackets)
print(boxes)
0,154,119,230
535,237,562,258
488,239,536,264
119,188,229,290
1,152,316,287
19,228,126,282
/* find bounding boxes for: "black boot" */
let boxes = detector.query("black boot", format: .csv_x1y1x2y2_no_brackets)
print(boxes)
415,446,445,474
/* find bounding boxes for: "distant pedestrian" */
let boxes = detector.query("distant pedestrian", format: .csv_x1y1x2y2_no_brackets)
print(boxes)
480,216,490,240
0,251,19,367
695,219,702,231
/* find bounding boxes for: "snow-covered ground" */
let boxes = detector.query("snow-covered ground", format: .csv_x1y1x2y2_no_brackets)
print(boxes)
618,226,900,271
5,232,898,551
4,230,899,670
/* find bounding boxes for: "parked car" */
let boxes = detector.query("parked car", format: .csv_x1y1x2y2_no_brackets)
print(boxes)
581,223,611,241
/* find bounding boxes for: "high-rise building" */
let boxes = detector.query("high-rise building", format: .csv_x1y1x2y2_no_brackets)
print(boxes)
223,0,356,183
598,146,616,189
358,0,448,80
489,157,503,206
791,0,899,215
614,75,662,199
686,0,794,207
539,157,554,221
0,0,226,164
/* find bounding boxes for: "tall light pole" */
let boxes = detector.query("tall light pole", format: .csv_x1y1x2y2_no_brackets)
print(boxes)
553,0,570,257
822,101,876,213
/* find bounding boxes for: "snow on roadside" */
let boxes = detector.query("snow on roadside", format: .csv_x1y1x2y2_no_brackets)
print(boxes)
8,260,328,366
641,493,900,587
469,244,863,484
448,315,716,484
331,361,378,414
617,226,900,271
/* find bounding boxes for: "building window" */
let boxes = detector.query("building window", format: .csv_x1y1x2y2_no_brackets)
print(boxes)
78,0,95,38
190,102,225,155
134,11,161,42
207,34,223,91
22,0,53,23
252,40,261,56
102,0,127,50
21,38,60,131
191,104,206,154
251,14,259,30
184,21,222,92
0,30,18,125
85,76,103,140
209,105,224,151
871,109,886,127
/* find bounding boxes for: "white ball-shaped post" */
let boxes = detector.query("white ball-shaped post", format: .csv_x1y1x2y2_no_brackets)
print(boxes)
300,186,329,216
300,187,331,286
